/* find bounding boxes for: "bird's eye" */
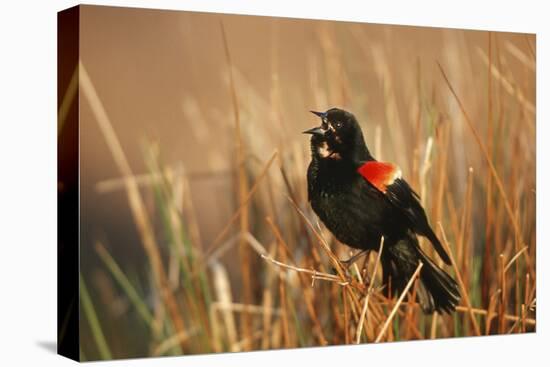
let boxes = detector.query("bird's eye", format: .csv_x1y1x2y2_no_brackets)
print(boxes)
334,121,343,129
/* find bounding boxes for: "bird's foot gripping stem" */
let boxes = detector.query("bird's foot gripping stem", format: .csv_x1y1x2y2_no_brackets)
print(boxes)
340,250,369,268
331,250,369,277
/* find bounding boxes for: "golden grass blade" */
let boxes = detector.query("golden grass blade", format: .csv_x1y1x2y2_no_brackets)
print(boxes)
260,253,347,285
220,18,253,350
355,237,384,344
483,32,495,310
211,261,238,351
96,171,168,193
152,329,197,356
278,267,291,348
261,241,277,350
95,169,231,193
430,312,438,339
504,246,529,272
374,262,423,343
343,287,351,344
437,222,481,336
419,137,433,207
230,330,264,352
521,304,526,333
524,273,530,306
484,290,501,334
457,167,474,277
498,254,506,333
212,302,282,316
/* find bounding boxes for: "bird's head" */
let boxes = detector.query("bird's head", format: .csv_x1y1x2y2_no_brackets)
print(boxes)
303,108,369,161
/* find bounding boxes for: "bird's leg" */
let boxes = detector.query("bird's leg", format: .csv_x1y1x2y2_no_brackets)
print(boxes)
340,250,369,268
331,250,369,278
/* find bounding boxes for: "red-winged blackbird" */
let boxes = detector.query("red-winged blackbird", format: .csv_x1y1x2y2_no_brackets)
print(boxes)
304,108,460,313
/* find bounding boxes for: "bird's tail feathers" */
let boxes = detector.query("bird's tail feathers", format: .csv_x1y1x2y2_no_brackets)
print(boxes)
425,228,452,265
416,246,460,313
382,235,460,314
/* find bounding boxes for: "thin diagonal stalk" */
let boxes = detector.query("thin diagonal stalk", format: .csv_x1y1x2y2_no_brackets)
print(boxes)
355,237,384,344
437,222,481,336
80,274,112,360
375,262,423,343
95,243,153,326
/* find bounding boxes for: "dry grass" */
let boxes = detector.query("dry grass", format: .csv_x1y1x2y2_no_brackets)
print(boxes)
75,20,536,360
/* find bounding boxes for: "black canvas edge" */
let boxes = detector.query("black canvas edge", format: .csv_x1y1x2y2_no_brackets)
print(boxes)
57,4,80,362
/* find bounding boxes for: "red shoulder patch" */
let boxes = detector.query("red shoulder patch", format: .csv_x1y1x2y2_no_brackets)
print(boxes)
357,161,402,193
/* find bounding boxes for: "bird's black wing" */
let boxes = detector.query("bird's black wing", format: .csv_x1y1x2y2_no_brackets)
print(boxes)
357,161,451,265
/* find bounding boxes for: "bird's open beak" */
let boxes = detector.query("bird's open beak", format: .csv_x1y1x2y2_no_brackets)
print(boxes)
304,110,327,136
310,110,326,118
302,126,325,136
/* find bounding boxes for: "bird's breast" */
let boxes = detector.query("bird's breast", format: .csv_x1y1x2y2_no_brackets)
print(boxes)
308,170,385,249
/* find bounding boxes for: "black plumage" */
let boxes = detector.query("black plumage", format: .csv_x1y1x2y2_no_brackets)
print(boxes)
304,108,460,313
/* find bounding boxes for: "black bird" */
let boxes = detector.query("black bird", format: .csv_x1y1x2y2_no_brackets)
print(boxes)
304,107,460,313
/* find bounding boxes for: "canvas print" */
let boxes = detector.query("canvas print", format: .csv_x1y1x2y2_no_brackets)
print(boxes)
57,5,536,361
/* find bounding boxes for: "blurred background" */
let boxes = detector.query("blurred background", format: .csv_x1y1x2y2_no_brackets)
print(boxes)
73,5,535,360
